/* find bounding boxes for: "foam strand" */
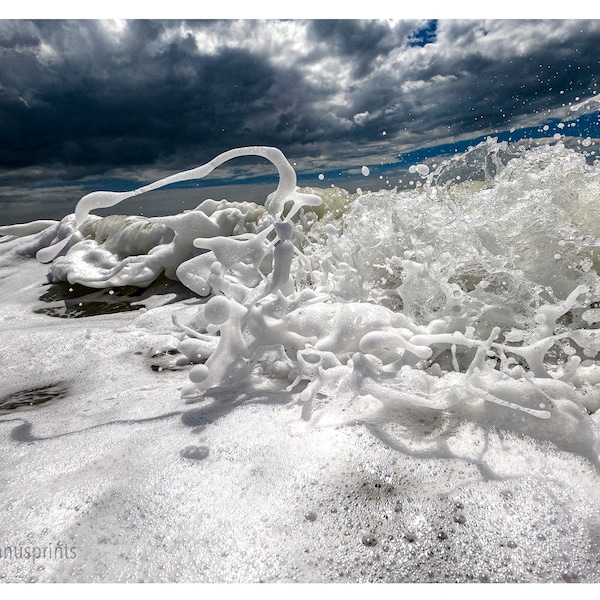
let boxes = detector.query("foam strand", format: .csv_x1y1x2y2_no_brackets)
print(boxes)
36,146,322,263
181,222,305,398
74,147,296,225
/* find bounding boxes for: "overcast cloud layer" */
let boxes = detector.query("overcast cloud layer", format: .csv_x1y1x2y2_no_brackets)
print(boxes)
0,19,599,221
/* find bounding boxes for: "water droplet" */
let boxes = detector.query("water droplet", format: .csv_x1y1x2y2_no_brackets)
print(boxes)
304,510,317,522
189,364,209,383
454,513,466,524
361,534,377,547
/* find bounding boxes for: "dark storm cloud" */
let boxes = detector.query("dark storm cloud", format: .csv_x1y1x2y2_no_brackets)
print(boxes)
399,21,600,136
0,20,305,175
0,18,599,204
0,19,443,177
306,19,418,78
308,19,600,156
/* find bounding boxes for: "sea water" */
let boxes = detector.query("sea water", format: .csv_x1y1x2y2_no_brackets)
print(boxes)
3,138,598,466
1,137,600,582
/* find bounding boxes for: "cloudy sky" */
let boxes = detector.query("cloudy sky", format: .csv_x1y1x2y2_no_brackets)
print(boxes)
1,15,599,223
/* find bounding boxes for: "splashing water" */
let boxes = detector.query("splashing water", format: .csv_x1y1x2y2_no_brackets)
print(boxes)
2,139,600,469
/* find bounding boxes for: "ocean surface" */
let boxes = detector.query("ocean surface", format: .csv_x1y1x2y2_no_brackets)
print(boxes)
1,134,600,583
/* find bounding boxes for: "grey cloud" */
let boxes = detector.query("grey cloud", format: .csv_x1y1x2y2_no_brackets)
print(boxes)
306,19,423,77
0,19,598,210
328,20,600,145
0,20,308,173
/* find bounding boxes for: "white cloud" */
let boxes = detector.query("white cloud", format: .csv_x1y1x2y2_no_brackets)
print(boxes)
353,111,371,125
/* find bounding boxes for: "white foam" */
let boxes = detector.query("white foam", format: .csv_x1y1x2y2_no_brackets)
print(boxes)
4,142,599,465
2,140,600,582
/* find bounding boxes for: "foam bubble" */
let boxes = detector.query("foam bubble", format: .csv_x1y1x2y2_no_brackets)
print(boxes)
204,296,231,325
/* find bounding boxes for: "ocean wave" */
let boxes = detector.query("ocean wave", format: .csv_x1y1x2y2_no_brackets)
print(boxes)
2,139,600,469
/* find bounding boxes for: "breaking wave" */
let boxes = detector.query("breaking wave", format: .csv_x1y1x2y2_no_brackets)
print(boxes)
2,138,600,469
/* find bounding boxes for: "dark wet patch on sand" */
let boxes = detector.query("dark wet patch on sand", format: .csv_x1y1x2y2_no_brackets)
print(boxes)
35,275,195,319
0,382,69,412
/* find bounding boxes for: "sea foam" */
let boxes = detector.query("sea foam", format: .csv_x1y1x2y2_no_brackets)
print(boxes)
1,139,599,471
